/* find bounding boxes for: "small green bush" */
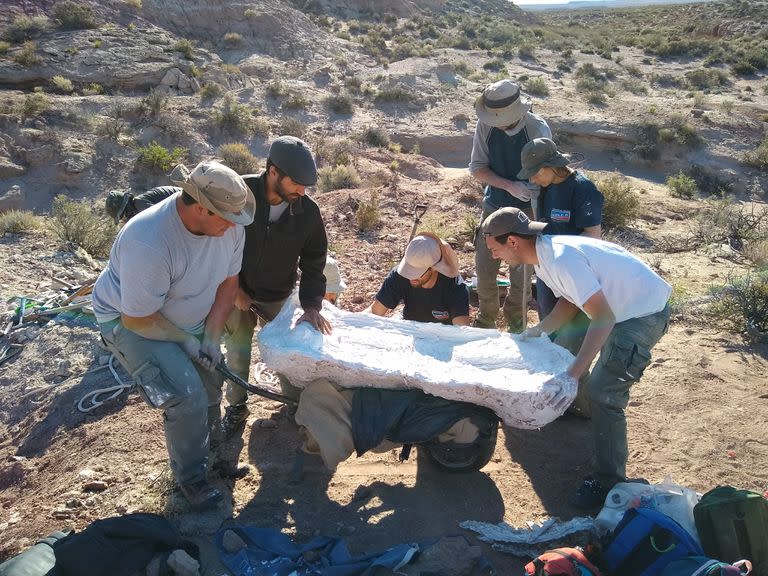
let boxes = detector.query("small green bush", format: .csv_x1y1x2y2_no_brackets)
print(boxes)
0,41,9,54
51,195,117,257
283,93,310,110
374,85,413,103
666,171,697,199
325,93,354,114
361,126,390,148
709,271,768,335
53,1,96,30
356,191,380,231
266,81,288,98
20,92,49,119
96,117,127,141
50,75,74,94
483,58,505,72
318,164,361,192
525,77,549,97
224,32,242,46
141,88,168,117
0,210,41,235
3,15,49,43
595,173,640,229
83,82,103,95
13,41,41,66
745,137,768,171
218,143,259,175
221,63,240,74
685,68,728,90
199,82,223,101
214,94,253,136
171,39,194,59
518,44,536,60
244,8,259,18
276,116,307,138
136,141,187,172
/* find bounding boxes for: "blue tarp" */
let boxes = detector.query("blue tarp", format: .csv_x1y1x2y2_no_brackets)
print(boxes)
216,526,419,576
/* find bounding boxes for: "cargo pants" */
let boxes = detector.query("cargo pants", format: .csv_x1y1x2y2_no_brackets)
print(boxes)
223,298,299,406
474,202,532,331
589,304,670,487
98,319,222,485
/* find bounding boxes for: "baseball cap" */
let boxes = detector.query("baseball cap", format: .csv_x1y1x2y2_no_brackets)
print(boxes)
269,136,317,186
397,233,459,280
517,138,570,180
481,207,547,238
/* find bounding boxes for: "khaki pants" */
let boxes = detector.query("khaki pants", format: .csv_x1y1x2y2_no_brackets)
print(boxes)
223,298,299,406
474,203,532,331
295,379,479,470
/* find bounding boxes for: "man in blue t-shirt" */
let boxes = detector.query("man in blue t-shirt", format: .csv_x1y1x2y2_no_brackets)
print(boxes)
367,233,470,326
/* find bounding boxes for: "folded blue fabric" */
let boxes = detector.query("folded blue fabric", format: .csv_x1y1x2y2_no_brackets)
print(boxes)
216,526,419,576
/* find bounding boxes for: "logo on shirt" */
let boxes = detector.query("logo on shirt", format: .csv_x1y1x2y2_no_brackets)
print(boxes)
550,209,571,222
432,310,450,320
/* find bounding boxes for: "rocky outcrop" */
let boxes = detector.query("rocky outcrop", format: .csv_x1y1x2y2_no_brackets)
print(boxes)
0,185,25,213
0,26,189,92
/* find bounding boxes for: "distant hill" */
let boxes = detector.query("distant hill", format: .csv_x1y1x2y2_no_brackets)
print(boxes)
521,0,712,11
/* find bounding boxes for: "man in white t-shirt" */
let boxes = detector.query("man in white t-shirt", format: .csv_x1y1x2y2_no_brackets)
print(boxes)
481,207,671,509
92,161,255,510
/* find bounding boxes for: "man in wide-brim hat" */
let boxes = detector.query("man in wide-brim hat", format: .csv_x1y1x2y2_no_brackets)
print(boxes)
92,161,254,510
469,78,553,333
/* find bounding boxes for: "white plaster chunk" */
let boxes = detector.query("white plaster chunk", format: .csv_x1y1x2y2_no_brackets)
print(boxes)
258,293,576,429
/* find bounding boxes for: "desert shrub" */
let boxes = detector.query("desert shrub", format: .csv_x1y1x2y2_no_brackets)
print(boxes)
221,63,240,74
318,164,361,192
483,58,506,72
214,94,253,136
96,117,127,141
51,195,117,257
141,88,168,117
136,141,187,172
83,82,103,95
218,142,259,175
244,8,259,18
690,197,768,252
171,39,194,59
91,38,102,48
745,137,768,171
525,77,549,96
595,173,640,229
3,15,49,43
689,164,732,197
13,41,41,66
708,271,768,335
356,191,380,231
0,41,9,54
50,75,74,94
314,136,355,167
666,171,697,199
0,210,41,235
518,44,536,60
53,1,96,30
374,86,413,103
621,77,648,95
685,68,728,90
266,81,288,98
361,126,390,148
325,93,354,114
276,116,307,138
283,93,310,110
669,114,702,148
252,116,270,138
20,92,49,119
453,61,471,77
124,0,142,8
224,32,242,46
199,82,223,101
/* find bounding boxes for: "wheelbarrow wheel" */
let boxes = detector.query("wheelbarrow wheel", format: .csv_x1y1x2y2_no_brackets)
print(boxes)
421,420,498,473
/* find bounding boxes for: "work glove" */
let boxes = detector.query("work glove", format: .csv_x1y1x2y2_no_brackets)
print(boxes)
198,337,222,371
541,372,578,412
519,326,543,341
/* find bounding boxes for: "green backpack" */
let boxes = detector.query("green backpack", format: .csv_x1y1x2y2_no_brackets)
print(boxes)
694,486,768,576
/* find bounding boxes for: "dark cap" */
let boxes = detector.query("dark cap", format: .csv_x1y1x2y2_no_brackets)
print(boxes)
481,207,547,237
105,190,132,224
517,138,570,180
268,136,317,186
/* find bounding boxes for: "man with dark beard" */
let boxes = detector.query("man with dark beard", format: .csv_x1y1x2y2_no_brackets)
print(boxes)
222,136,330,437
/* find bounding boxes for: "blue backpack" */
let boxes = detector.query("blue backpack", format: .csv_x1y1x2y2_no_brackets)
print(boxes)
660,556,752,576
604,508,704,576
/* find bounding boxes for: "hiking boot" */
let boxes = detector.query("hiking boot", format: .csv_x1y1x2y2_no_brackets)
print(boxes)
212,461,251,480
221,404,249,438
571,477,609,510
178,479,223,509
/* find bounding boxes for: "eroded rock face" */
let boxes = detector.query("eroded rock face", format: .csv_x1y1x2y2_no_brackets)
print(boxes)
0,26,184,92
258,293,575,429
0,185,25,213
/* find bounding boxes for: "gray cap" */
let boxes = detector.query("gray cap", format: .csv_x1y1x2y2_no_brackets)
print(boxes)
105,190,131,224
517,138,570,180
481,207,547,237
269,136,317,186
